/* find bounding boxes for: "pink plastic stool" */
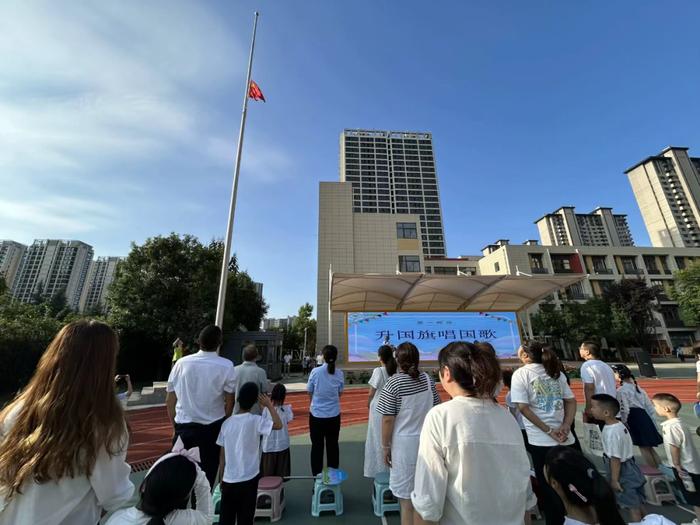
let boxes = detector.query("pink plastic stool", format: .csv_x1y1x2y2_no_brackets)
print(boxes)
639,465,677,506
256,476,285,522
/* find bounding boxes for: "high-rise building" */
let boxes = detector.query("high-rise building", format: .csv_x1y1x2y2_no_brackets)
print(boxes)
78,256,122,312
626,146,700,248
535,207,634,247
340,129,446,257
0,240,27,289
261,316,297,331
12,240,94,310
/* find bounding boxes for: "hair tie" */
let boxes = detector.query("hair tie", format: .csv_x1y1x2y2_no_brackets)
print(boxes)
586,468,596,479
145,437,201,478
568,483,588,503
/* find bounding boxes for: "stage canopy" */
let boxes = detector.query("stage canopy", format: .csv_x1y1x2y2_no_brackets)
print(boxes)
330,273,587,313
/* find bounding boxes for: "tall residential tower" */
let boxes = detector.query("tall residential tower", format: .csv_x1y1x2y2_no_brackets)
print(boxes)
78,256,122,312
0,240,27,289
535,207,634,247
340,129,446,257
626,146,700,248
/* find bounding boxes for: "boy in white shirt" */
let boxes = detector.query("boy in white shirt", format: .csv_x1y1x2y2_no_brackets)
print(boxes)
590,393,646,522
580,341,617,430
217,382,282,524
652,392,700,525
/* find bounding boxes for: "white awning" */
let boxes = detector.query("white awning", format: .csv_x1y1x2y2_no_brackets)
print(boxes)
330,273,587,313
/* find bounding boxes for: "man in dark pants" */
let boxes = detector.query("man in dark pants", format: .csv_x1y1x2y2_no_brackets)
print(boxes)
166,325,236,487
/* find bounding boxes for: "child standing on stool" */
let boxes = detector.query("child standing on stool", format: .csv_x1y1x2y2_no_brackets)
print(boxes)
652,393,700,525
217,382,283,525
261,383,294,478
612,364,662,468
590,394,647,522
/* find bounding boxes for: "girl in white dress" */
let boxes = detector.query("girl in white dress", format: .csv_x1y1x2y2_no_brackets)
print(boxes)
363,345,397,478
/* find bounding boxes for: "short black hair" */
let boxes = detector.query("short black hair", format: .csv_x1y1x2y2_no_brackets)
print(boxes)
652,393,682,413
238,382,259,411
198,325,222,351
591,393,619,415
581,341,601,358
270,383,286,404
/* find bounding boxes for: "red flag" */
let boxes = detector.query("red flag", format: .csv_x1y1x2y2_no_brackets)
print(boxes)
248,80,265,102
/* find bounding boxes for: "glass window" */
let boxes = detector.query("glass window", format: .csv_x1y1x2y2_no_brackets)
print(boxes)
399,255,421,273
494,262,501,272
397,223,418,239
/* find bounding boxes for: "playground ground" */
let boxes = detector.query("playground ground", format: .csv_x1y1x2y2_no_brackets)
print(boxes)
120,373,700,524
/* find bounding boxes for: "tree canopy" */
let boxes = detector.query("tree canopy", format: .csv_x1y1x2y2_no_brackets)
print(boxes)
672,263,700,327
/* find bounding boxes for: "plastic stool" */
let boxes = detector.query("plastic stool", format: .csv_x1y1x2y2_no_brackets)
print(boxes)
212,484,222,524
658,464,687,505
640,465,677,506
372,471,399,517
255,476,286,522
312,477,343,517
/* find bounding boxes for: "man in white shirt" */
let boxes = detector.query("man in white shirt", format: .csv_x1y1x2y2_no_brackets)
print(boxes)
579,340,617,429
283,352,292,377
166,324,236,487
234,344,270,415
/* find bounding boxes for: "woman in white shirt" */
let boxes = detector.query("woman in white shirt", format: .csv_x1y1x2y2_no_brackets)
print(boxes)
510,341,577,525
0,320,134,525
106,445,213,525
363,345,397,479
411,342,531,525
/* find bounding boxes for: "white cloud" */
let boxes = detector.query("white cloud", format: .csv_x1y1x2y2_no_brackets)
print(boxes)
206,136,295,184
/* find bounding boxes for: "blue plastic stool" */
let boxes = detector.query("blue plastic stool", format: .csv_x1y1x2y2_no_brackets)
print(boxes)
212,484,222,524
372,471,399,517
311,477,344,517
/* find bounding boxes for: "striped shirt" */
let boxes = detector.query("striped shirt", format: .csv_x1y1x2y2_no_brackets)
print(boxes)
376,372,441,416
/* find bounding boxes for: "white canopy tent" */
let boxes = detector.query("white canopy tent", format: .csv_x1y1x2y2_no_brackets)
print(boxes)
328,272,587,343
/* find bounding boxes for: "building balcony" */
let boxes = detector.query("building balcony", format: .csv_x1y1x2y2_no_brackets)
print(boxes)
552,268,574,274
530,267,549,274
592,268,613,275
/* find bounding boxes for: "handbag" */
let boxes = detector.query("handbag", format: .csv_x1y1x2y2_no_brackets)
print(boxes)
582,422,604,457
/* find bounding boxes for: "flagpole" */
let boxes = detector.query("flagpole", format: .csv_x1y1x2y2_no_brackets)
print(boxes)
215,11,259,328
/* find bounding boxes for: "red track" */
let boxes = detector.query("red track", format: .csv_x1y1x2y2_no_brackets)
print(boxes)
126,378,698,470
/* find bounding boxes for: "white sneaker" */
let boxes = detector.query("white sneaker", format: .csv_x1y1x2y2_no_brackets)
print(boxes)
680,519,699,525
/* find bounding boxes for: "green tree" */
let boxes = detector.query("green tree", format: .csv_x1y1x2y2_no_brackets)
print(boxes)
291,303,316,355
107,233,268,380
603,279,661,352
672,263,700,326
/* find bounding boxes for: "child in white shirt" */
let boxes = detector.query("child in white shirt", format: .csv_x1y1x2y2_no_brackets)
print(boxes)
652,392,700,525
261,383,294,478
590,394,646,522
216,382,282,524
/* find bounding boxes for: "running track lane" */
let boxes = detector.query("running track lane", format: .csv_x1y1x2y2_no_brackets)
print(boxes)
126,378,698,471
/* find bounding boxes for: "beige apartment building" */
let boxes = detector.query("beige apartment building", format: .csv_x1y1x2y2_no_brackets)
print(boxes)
78,256,122,313
536,206,634,247
478,239,700,353
626,146,700,248
0,240,27,289
317,182,428,358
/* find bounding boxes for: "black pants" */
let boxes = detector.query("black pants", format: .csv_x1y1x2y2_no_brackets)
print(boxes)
173,418,224,488
220,476,259,525
309,414,340,476
530,443,574,525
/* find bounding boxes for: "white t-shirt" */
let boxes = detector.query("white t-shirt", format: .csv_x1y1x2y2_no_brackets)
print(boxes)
616,382,656,423
580,360,617,396
262,405,293,453
661,418,700,474
505,391,525,430
411,397,531,525
0,404,134,525
602,422,634,461
105,467,213,525
316,355,323,365
284,354,292,365
217,413,273,483
167,351,237,425
696,360,700,374
510,363,576,447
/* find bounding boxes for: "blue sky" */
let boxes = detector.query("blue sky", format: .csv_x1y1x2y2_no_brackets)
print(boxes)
2,1,700,318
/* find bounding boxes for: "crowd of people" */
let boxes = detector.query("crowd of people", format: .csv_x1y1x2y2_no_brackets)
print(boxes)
0,319,699,525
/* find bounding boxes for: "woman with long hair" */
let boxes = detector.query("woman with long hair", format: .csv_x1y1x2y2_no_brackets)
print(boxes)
376,342,440,525
544,446,625,525
306,345,344,476
0,319,134,524
412,342,531,525
510,341,577,525
363,345,397,478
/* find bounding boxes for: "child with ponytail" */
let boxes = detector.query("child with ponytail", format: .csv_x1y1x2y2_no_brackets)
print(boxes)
106,438,214,525
611,364,662,468
544,446,625,525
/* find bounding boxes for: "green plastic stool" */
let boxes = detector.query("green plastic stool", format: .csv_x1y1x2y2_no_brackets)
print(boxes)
212,484,222,524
